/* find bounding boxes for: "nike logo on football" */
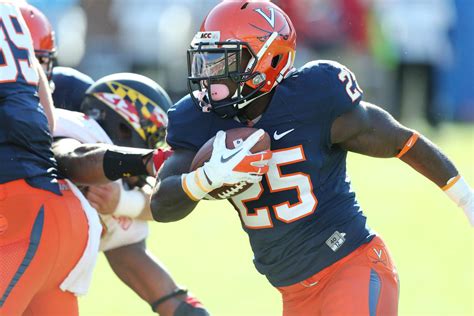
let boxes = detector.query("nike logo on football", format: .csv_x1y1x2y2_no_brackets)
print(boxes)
220,148,243,163
273,129,295,140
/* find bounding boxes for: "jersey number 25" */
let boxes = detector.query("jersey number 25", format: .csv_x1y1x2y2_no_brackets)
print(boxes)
231,146,318,229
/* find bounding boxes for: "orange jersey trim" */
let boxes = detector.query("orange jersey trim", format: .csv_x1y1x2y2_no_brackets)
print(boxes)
441,174,461,191
396,132,419,158
181,175,200,201
194,171,210,193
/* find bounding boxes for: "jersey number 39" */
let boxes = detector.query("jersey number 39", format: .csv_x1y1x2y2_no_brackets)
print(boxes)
0,5,39,84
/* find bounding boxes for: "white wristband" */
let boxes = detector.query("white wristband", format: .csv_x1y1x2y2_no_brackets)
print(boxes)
443,176,474,226
113,187,147,218
181,168,213,201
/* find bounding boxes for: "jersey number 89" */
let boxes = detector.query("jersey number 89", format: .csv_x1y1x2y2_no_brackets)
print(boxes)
0,5,39,84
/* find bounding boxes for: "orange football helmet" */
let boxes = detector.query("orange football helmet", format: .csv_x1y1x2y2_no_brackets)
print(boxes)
187,0,296,118
19,3,56,78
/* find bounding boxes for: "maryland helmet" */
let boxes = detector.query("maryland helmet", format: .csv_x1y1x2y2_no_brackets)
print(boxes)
19,3,56,78
80,73,171,149
187,0,296,118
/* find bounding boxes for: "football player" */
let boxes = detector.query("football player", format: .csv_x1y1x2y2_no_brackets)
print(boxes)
147,1,474,315
22,4,210,315
0,1,101,315
54,74,209,316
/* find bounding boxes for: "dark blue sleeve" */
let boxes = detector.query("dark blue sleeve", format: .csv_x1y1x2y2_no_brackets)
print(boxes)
166,95,215,152
52,67,94,112
296,61,363,148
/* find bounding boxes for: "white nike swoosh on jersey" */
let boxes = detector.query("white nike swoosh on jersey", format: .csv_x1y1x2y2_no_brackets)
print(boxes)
273,128,295,140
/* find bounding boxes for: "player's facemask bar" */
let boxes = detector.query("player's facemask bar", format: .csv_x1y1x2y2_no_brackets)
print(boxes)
187,41,265,118
36,49,56,80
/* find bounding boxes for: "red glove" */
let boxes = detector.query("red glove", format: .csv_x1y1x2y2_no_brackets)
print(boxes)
152,148,174,175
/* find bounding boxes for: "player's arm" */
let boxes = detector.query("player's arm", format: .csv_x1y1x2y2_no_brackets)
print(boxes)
331,101,473,225
150,129,271,222
150,148,199,222
52,138,168,185
85,180,153,220
104,240,209,316
36,59,55,132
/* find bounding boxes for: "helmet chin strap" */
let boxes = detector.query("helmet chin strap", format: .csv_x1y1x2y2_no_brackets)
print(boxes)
235,88,271,110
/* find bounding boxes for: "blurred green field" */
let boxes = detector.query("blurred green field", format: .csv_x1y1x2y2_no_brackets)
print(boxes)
80,124,473,316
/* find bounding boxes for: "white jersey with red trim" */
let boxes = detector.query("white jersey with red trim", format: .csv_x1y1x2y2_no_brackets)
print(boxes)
53,108,149,252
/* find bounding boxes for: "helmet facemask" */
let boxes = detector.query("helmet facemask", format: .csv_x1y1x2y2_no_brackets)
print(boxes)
187,40,266,118
36,49,56,80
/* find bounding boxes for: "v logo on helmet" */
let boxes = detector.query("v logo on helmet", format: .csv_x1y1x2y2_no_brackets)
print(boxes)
254,8,275,28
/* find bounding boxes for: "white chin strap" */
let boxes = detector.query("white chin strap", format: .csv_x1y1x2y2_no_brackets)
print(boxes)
236,90,271,109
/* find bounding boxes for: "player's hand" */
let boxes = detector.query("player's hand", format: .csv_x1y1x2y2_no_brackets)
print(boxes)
144,148,174,176
85,182,121,215
201,129,272,188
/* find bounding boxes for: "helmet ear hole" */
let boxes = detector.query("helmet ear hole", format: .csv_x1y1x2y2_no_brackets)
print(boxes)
271,55,282,69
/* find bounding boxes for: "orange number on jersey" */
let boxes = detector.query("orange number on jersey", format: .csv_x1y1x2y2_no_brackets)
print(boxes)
0,5,39,84
230,146,318,229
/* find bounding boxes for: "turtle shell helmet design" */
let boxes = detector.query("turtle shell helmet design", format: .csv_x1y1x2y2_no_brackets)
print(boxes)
80,73,171,149
187,0,296,118
19,3,56,79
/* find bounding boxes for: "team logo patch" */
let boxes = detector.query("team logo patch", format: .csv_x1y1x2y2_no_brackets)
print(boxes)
251,7,291,41
191,31,221,47
255,7,275,28
367,246,388,267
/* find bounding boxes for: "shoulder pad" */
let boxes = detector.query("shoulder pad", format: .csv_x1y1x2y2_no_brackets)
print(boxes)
166,95,215,151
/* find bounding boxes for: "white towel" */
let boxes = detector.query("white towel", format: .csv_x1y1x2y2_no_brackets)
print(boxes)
59,180,102,296
54,108,106,295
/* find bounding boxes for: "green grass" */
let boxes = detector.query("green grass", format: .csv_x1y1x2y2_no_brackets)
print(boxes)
80,124,474,316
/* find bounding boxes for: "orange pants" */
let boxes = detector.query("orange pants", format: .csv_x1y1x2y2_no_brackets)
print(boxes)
277,236,399,316
0,179,88,316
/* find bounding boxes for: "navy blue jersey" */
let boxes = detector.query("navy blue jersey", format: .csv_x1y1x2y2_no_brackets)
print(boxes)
52,67,94,112
167,60,374,287
0,4,59,195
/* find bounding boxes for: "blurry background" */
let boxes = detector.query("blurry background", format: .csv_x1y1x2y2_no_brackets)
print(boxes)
29,0,474,125
28,0,473,315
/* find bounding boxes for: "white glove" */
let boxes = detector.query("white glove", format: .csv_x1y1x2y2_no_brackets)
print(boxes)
182,129,272,201
202,129,271,188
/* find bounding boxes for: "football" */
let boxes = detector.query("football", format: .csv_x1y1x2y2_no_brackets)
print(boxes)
190,127,271,200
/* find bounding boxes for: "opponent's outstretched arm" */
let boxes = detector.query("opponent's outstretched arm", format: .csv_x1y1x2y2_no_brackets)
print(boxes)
331,101,473,225
36,59,55,132
105,240,210,316
52,138,165,185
